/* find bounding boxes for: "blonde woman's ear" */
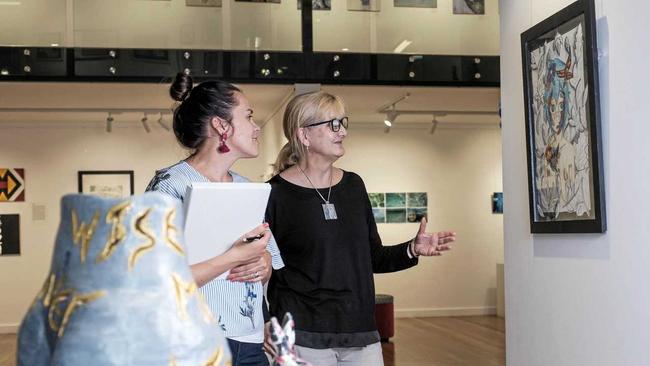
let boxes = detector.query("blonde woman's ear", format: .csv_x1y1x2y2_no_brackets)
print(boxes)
297,127,310,146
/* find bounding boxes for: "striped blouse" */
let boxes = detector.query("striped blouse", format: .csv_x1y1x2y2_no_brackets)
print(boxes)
146,160,284,340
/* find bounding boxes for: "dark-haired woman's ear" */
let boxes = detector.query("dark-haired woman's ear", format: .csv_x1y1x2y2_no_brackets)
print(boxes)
210,117,231,137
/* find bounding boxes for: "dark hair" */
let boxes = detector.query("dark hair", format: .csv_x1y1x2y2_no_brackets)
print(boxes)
170,73,241,150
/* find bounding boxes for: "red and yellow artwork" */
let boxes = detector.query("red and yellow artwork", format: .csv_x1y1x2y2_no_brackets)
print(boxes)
0,168,25,202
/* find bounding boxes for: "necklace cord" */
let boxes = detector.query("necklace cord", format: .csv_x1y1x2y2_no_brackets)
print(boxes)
297,166,333,203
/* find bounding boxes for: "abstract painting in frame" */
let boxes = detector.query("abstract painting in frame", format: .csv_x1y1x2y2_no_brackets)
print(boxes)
453,0,484,15
297,0,331,10
78,170,135,199
0,214,20,255
393,0,436,9
0,168,25,202
521,0,605,233
236,0,280,3
347,0,380,12
186,0,222,7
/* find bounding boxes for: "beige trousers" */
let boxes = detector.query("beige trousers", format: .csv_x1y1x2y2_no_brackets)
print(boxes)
295,342,384,366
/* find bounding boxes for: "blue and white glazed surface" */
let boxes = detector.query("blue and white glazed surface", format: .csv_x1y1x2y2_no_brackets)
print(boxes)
18,192,231,366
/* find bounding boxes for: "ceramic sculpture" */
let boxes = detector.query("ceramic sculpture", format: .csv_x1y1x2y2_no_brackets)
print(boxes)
269,313,311,366
17,192,231,366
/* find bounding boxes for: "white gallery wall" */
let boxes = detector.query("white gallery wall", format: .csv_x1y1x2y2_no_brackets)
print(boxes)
0,113,503,332
339,125,503,316
501,0,650,364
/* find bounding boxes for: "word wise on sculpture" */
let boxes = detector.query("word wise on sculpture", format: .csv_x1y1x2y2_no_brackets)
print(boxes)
269,313,311,366
17,192,231,366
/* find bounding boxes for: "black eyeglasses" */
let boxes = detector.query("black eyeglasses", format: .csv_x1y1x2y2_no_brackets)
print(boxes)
304,117,349,132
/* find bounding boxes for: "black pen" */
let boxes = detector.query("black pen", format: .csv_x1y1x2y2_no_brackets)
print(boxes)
243,233,264,243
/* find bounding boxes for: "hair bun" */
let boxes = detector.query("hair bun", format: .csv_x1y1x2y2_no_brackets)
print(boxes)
169,73,194,102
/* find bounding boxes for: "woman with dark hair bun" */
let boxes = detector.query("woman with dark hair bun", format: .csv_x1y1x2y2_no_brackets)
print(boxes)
147,73,284,366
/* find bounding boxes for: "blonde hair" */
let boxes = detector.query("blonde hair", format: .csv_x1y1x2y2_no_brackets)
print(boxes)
273,91,346,174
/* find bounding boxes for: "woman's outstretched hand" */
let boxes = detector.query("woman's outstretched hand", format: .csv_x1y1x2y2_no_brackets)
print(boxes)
412,217,456,257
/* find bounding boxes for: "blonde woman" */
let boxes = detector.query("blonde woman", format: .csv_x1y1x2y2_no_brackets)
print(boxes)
264,91,456,365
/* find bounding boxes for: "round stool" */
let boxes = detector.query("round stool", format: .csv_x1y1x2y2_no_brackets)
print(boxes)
374,294,394,342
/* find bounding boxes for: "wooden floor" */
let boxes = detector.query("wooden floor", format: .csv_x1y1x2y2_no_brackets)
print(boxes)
0,331,16,366
0,316,504,366
382,316,505,366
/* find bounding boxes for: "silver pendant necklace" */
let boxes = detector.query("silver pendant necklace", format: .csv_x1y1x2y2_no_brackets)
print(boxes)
297,165,338,220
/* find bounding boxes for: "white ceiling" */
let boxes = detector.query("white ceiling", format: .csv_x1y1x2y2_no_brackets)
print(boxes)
0,82,500,127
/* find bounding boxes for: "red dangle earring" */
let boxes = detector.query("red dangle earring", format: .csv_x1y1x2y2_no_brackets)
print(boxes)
217,132,230,153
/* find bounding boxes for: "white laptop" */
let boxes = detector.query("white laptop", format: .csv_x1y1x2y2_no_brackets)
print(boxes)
183,182,271,278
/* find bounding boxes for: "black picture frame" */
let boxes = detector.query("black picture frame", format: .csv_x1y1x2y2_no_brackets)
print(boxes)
78,170,135,198
521,0,606,233
0,214,20,256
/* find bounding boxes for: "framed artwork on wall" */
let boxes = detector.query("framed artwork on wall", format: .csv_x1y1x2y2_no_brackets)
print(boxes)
453,0,484,14
0,214,20,256
78,170,135,199
369,192,428,224
492,192,503,214
0,168,25,202
347,0,380,12
521,0,606,233
393,0,436,8
186,0,222,6
235,0,281,3
297,0,331,10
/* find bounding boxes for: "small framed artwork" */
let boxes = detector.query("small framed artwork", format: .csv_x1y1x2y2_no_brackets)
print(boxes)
406,192,428,222
347,0,380,12
0,168,25,202
372,208,386,223
0,214,20,256
297,0,331,10
78,170,135,199
386,208,406,223
492,192,503,214
453,0,484,14
236,0,281,3
186,0,222,6
394,0,436,8
406,208,427,223
521,0,605,233
386,193,406,208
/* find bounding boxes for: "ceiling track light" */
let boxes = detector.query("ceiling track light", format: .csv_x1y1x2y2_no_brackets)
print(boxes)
376,92,498,131
106,113,114,133
383,104,399,128
141,113,151,133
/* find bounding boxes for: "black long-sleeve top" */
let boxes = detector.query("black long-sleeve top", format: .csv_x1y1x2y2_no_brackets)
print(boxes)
266,171,418,348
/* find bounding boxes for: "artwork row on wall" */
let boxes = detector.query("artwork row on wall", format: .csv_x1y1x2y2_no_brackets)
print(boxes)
0,168,137,201
369,192,428,224
180,0,485,14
